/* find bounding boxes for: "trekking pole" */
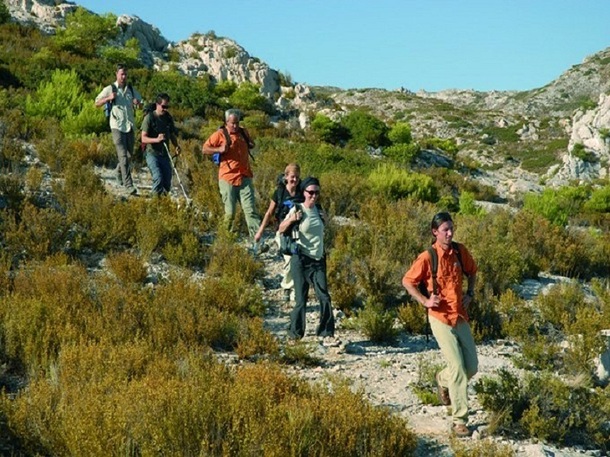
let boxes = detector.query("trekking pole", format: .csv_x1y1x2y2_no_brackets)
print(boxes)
163,142,191,206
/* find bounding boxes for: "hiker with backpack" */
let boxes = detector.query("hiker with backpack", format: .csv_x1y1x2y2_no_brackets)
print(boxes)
254,163,303,301
95,63,142,195
278,177,336,344
140,93,181,196
202,108,261,243
402,212,478,438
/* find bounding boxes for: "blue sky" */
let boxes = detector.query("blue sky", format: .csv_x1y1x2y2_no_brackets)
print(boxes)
76,0,609,92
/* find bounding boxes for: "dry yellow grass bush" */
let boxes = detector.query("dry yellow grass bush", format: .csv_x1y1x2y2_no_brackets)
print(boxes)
105,250,148,285
1,346,417,456
206,232,264,283
3,202,69,261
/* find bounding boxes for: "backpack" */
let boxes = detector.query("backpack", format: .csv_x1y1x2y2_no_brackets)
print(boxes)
278,203,301,256
138,103,159,152
104,83,134,119
418,241,468,341
212,126,254,166
274,175,301,225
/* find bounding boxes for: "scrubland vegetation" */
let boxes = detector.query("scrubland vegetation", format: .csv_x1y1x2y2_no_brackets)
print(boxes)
0,4,609,455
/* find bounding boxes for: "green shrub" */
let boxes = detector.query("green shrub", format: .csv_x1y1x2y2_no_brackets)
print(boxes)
476,370,609,449
584,183,610,213
140,69,216,117
0,174,25,212
458,190,484,216
280,341,322,367
106,251,148,285
421,137,458,155
410,355,445,405
571,143,597,162
310,113,350,145
25,68,85,119
328,198,433,313
388,122,412,144
213,79,237,98
458,212,528,295
397,303,427,336
368,164,438,202
0,1,9,24
382,143,420,164
51,7,118,57
99,37,142,68
357,302,398,344
523,185,590,227
320,171,369,217
229,82,271,113
340,109,389,148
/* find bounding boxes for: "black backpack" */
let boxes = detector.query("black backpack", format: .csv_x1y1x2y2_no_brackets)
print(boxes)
418,241,468,341
104,83,134,119
274,175,302,225
138,103,158,152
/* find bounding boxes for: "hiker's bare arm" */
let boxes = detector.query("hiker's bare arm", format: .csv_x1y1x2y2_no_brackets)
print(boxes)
255,201,277,242
463,273,476,308
94,90,115,107
278,209,301,234
202,140,226,155
141,131,165,144
404,282,439,309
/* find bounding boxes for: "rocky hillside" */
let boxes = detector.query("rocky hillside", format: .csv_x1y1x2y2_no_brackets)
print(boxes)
6,0,610,196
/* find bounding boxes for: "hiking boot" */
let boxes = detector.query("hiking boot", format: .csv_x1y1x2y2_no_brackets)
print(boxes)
452,423,471,437
436,372,451,406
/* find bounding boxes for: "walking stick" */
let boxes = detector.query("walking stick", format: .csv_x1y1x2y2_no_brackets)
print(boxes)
163,142,191,206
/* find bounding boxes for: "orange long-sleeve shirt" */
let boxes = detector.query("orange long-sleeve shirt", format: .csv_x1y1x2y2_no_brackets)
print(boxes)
402,242,477,327
204,128,253,186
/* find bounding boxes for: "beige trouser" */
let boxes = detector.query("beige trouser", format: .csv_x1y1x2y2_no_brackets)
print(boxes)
218,177,261,239
429,316,478,425
274,231,294,291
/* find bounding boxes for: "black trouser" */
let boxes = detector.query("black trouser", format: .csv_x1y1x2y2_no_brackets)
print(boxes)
288,253,334,339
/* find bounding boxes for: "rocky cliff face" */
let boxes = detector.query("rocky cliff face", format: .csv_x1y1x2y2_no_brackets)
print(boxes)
164,33,280,98
6,0,77,33
546,93,610,186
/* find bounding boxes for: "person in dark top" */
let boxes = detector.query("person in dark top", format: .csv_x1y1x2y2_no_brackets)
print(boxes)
140,93,181,196
255,163,302,300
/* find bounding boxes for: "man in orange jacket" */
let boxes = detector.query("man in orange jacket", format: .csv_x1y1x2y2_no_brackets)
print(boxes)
402,211,478,437
202,109,261,242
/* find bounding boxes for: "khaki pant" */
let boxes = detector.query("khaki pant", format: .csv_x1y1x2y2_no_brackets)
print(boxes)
275,231,294,291
429,316,478,425
218,177,260,239
111,128,135,189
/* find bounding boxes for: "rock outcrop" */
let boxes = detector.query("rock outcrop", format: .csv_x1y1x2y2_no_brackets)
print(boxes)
167,33,280,98
546,93,610,186
5,0,77,33
115,14,169,67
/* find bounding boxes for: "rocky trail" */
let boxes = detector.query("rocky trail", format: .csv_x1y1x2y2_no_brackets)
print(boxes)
95,164,602,457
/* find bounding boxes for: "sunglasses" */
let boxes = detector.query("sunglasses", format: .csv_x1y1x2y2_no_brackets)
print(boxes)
304,189,320,196
160,105,170,110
